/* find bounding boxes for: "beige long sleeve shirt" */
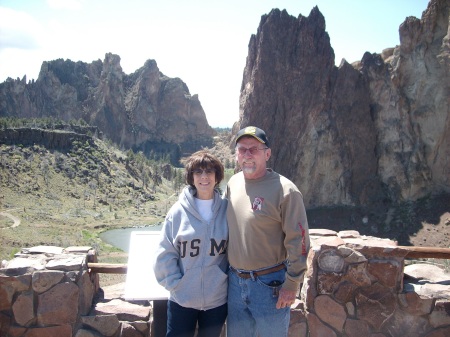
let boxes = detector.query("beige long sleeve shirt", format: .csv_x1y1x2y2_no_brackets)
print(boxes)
226,169,310,292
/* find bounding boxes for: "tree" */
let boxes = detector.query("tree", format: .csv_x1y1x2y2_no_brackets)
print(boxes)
40,159,50,185
173,169,184,194
88,180,98,209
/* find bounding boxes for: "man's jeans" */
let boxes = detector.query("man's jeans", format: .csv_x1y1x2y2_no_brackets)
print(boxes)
227,268,290,337
166,300,227,337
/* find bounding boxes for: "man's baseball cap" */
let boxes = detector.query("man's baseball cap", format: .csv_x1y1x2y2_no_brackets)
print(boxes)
235,126,270,147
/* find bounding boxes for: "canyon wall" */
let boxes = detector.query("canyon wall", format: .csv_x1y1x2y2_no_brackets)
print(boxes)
236,0,449,208
0,54,215,162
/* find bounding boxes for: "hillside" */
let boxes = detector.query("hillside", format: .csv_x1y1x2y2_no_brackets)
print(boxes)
0,126,234,261
1,126,448,281
0,139,160,258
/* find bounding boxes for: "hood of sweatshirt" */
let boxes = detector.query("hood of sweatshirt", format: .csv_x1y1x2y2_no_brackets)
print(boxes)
179,186,223,222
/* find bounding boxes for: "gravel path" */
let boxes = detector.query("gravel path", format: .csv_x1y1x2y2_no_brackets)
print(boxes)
0,212,20,228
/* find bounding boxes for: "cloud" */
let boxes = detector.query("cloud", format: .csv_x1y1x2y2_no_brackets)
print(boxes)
46,0,83,10
0,7,44,50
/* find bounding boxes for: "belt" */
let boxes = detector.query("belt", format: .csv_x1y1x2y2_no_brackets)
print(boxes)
231,263,286,279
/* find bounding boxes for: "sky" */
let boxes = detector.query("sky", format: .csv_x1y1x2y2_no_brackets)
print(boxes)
0,0,430,128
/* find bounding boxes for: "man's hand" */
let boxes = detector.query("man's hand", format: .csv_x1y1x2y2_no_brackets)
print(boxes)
276,288,296,309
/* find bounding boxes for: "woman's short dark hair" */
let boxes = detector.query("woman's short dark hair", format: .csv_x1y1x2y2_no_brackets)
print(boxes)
184,150,224,188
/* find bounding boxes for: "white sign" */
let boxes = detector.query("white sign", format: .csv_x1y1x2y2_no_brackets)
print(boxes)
124,231,169,300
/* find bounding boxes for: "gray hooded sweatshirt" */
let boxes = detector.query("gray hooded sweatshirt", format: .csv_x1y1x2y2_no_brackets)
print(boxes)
153,186,228,310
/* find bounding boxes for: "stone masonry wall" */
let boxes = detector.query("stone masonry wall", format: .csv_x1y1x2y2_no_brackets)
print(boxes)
1,231,449,337
288,229,450,337
0,246,151,337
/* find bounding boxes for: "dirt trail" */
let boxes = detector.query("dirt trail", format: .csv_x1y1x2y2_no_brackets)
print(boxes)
0,212,20,228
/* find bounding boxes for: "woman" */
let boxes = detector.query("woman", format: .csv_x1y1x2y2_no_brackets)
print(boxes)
153,150,228,337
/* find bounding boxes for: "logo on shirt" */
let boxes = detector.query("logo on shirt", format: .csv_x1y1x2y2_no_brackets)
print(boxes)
252,197,264,211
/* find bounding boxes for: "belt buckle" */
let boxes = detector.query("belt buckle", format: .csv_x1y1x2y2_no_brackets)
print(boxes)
234,269,250,279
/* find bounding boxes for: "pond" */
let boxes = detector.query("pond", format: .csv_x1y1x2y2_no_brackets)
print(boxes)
99,224,163,253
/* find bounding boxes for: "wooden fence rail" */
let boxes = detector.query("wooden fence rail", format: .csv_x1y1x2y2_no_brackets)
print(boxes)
397,246,450,259
87,246,450,274
88,263,127,274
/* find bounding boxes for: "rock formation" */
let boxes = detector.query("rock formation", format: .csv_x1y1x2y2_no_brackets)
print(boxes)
0,53,215,162
0,126,98,150
236,0,449,208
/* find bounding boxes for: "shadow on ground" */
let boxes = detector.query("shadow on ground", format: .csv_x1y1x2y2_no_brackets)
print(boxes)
306,193,450,247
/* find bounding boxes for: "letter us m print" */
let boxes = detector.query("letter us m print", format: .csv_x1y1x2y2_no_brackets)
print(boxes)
179,239,228,258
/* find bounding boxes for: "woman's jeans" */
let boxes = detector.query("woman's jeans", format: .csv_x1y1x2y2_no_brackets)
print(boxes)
166,300,227,337
227,268,290,337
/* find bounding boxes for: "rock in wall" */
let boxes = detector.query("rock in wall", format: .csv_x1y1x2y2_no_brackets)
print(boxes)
236,0,449,208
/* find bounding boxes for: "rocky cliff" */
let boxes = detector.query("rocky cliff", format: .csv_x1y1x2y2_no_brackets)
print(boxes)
236,0,449,208
0,53,215,162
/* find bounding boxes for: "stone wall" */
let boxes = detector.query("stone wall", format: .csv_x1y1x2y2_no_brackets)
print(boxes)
1,231,449,337
290,229,450,337
0,246,151,337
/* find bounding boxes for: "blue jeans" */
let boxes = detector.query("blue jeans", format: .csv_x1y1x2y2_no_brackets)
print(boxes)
166,300,227,337
227,268,289,337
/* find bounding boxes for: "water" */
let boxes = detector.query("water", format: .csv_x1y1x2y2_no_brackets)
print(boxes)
99,224,163,252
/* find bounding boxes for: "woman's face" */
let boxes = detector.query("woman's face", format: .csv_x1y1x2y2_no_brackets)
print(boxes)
192,167,217,200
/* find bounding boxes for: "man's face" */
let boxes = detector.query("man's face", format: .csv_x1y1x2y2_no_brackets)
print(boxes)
235,137,271,180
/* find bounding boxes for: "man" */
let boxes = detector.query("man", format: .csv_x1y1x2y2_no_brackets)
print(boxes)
225,126,310,337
